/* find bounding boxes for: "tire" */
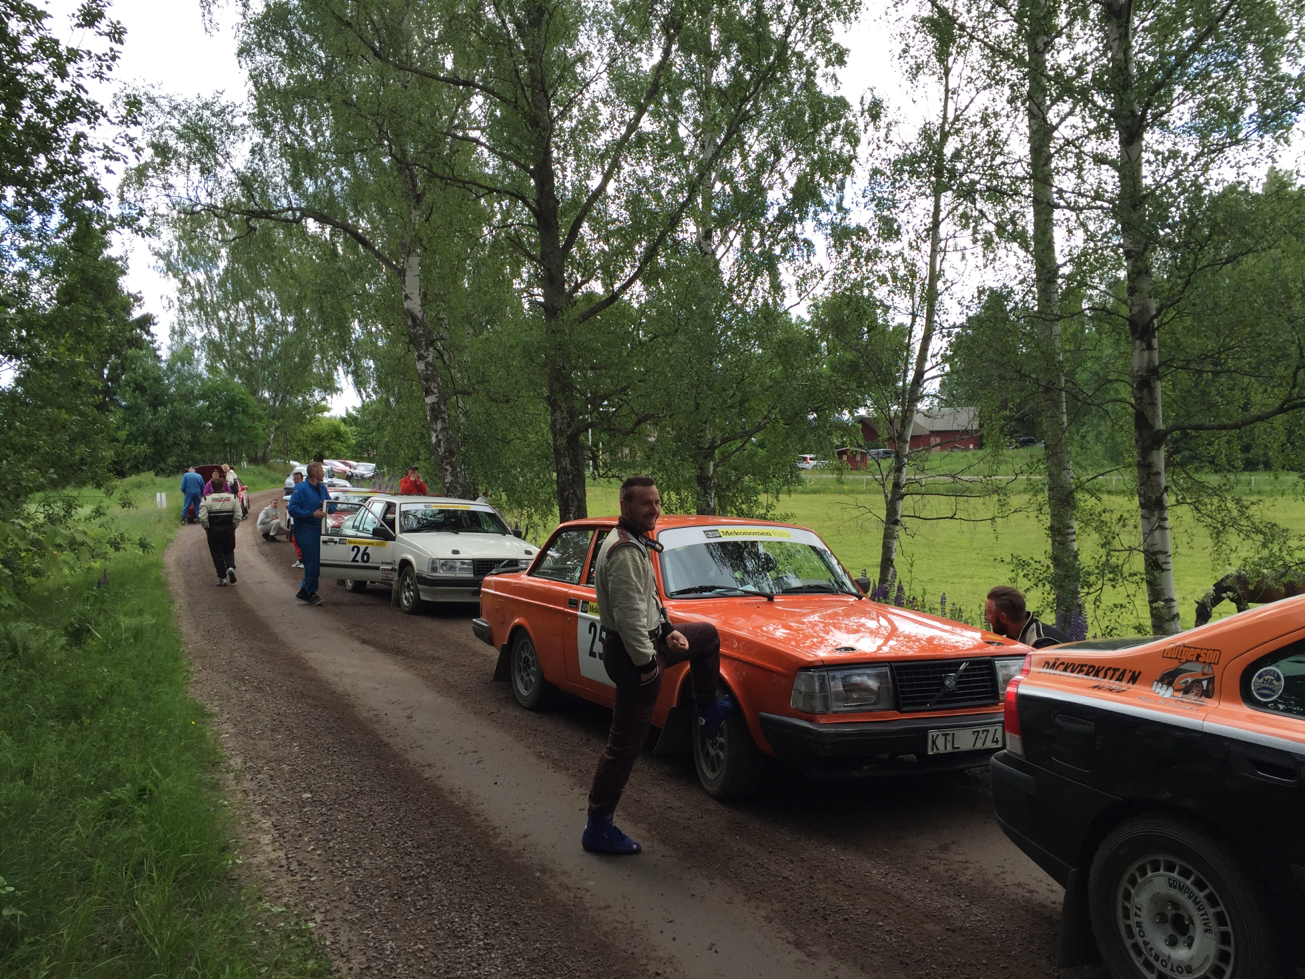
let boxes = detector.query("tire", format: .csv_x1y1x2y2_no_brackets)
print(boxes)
692,706,764,801
509,631,553,710
397,566,425,615
344,579,367,593
1088,816,1288,979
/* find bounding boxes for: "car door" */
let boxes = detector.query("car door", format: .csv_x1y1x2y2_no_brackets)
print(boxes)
1203,634,1305,919
318,500,373,579
519,526,598,694
564,531,614,694
338,504,391,582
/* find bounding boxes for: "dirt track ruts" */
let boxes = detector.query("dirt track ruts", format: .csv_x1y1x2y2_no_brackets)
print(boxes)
168,489,1107,979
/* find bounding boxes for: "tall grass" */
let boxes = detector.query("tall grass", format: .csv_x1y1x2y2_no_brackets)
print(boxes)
0,475,326,978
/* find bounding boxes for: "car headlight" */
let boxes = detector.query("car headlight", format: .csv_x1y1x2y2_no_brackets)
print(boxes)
790,666,894,714
430,558,474,575
994,656,1026,694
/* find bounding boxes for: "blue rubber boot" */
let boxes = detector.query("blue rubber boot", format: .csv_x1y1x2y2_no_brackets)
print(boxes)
698,696,735,738
582,812,642,855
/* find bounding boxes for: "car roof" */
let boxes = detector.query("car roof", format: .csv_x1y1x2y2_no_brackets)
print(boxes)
553,514,811,533
364,493,498,510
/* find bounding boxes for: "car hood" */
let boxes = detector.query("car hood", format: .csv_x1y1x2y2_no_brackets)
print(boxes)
671,596,1011,664
405,534,535,560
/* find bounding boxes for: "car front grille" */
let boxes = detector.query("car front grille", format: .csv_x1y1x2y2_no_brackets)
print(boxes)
473,558,522,577
892,659,999,712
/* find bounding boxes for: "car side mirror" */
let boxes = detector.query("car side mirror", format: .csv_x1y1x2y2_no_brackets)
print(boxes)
374,523,396,541
855,576,874,596
513,529,523,538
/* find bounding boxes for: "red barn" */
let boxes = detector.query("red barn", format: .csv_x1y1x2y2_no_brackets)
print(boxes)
855,408,980,452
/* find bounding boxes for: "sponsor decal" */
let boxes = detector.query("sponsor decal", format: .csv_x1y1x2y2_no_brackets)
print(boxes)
1250,666,1285,703
346,538,386,547
1160,643,1221,665
579,599,599,616
1089,682,1130,694
1152,661,1215,700
703,528,793,539
1038,659,1142,685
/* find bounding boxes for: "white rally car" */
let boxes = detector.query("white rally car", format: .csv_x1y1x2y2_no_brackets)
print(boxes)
318,493,536,611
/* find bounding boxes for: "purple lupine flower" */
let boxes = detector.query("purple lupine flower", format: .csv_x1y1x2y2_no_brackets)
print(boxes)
939,592,947,617
1071,606,1088,641
96,571,108,589
894,581,905,607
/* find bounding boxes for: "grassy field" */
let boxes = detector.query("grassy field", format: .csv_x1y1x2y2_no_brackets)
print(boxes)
0,469,326,978
583,477,1305,635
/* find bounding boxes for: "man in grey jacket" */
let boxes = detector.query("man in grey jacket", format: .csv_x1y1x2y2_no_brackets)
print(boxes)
583,476,734,856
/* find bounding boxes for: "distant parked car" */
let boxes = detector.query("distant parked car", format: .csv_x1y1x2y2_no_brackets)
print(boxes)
283,465,353,492
866,448,895,460
1015,436,1037,449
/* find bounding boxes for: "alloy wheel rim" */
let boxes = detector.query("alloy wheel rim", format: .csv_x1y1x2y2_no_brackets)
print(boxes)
699,727,727,778
1115,854,1234,979
402,571,416,607
514,641,539,696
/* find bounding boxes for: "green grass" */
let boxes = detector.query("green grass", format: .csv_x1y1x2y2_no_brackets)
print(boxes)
0,475,328,978
582,477,1305,635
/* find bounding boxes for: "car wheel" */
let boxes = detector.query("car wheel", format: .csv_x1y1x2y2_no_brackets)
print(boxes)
692,706,764,801
398,566,425,615
1088,816,1286,979
344,579,367,594
509,631,553,710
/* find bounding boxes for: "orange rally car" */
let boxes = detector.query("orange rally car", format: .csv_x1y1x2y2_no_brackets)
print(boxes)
473,515,1024,799
991,598,1305,977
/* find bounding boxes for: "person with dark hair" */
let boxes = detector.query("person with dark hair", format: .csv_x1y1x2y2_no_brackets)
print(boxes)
287,461,332,606
582,476,735,855
985,585,1069,648
399,466,428,495
198,472,242,587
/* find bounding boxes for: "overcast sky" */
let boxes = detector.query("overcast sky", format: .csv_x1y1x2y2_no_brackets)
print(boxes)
40,0,900,412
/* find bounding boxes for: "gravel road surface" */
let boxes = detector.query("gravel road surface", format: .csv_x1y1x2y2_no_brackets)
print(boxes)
168,490,1107,979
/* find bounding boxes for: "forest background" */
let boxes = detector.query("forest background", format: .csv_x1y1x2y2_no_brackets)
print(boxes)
8,0,1305,638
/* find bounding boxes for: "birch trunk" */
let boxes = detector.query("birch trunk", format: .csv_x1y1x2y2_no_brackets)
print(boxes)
1026,0,1081,625
695,447,717,515
1105,0,1181,634
878,66,951,587
401,242,471,499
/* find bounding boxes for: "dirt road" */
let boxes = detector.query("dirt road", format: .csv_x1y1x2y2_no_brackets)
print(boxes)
169,491,1105,979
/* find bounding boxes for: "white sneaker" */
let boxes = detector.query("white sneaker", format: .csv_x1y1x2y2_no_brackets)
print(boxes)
292,560,303,568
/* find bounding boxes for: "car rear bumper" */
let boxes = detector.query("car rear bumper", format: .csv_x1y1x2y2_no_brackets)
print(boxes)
472,617,494,646
758,710,1003,774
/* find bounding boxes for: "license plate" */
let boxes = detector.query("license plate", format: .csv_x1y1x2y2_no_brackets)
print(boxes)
927,724,1004,754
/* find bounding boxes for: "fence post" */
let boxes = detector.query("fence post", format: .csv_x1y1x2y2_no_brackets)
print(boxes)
156,492,166,509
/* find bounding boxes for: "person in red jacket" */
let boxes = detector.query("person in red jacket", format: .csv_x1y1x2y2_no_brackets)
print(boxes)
399,465,429,495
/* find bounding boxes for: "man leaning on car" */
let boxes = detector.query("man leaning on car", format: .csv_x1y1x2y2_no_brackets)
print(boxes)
582,476,735,856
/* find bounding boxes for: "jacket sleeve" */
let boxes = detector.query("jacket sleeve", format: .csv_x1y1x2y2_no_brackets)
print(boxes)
286,486,316,522
605,544,657,666
231,497,243,527
198,498,211,529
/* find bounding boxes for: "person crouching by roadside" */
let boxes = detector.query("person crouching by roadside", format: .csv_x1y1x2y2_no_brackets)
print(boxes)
286,461,332,606
257,499,287,541
199,473,242,587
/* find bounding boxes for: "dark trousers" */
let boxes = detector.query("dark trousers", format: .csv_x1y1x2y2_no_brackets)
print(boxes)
587,620,720,816
205,524,236,578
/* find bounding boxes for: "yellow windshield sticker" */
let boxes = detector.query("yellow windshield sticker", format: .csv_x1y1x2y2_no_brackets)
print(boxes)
705,528,793,539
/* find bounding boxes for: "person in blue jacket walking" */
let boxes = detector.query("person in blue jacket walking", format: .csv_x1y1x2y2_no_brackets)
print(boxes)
286,461,333,606
180,467,204,524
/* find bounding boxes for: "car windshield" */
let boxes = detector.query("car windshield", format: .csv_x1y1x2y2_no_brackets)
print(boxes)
398,504,508,535
658,526,859,598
